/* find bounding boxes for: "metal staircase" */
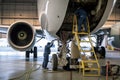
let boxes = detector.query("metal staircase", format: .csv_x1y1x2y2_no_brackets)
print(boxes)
72,15,100,76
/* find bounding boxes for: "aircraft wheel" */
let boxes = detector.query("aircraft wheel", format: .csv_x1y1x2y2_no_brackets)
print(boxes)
33,46,37,59
52,54,58,71
26,51,30,61
94,47,96,52
101,46,106,58
92,47,97,57
93,47,101,58
63,57,71,71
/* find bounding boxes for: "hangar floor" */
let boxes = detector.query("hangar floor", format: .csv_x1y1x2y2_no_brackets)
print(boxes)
0,50,120,80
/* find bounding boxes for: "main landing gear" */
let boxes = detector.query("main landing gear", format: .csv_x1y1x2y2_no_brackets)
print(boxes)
94,46,106,59
25,46,37,61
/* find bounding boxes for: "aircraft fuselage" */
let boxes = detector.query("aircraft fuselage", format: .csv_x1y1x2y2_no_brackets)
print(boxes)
38,0,116,39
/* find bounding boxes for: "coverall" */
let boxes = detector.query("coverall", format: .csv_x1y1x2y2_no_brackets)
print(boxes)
42,42,53,69
75,8,88,32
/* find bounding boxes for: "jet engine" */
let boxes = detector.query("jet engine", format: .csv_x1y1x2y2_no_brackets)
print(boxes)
7,21,36,51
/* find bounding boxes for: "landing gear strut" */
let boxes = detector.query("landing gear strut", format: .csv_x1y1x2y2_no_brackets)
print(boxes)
25,46,37,61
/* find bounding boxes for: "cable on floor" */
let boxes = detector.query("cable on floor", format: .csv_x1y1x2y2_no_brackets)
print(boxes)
9,64,42,80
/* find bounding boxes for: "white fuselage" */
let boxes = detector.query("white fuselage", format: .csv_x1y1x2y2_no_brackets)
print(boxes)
37,0,69,38
37,0,116,39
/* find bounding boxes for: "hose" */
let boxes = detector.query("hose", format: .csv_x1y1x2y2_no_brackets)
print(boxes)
9,64,42,80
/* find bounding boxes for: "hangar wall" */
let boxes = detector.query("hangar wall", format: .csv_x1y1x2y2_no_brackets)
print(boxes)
104,0,120,27
0,0,40,26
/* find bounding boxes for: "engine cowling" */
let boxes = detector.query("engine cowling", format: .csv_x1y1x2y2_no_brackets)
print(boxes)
7,21,36,51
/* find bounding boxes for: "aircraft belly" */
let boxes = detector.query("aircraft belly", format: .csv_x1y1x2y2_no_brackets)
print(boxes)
46,0,69,34
38,0,116,39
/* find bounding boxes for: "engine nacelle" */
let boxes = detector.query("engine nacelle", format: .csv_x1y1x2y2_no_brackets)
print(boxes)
7,21,36,51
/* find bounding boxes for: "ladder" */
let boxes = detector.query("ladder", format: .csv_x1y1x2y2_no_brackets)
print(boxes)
72,15,100,76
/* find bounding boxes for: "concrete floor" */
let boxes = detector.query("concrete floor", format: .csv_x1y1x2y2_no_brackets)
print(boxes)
0,51,120,80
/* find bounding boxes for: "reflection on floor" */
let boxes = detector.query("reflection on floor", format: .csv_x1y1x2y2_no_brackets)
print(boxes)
0,50,120,80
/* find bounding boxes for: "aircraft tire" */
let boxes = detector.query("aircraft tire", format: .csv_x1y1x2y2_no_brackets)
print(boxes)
94,47,96,52
94,47,101,58
101,46,106,58
34,46,37,59
92,47,97,57
52,54,58,71
26,51,30,61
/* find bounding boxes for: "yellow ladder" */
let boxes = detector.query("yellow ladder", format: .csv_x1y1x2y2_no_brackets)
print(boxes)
72,15,100,76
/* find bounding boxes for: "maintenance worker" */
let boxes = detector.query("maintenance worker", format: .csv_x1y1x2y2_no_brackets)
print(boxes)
74,8,88,32
42,41,53,69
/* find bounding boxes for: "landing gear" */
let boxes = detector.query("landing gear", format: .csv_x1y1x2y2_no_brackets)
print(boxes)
26,51,30,61
25,46,37,61
33,46,37,59
94,34,106,58
101,46,106,58
94,46,106,58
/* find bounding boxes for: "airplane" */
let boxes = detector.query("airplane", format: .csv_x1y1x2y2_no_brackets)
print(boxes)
0,0,117,70
94,22,120,51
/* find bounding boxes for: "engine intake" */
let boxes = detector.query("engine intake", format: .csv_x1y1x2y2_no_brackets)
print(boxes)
7,21,35,51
